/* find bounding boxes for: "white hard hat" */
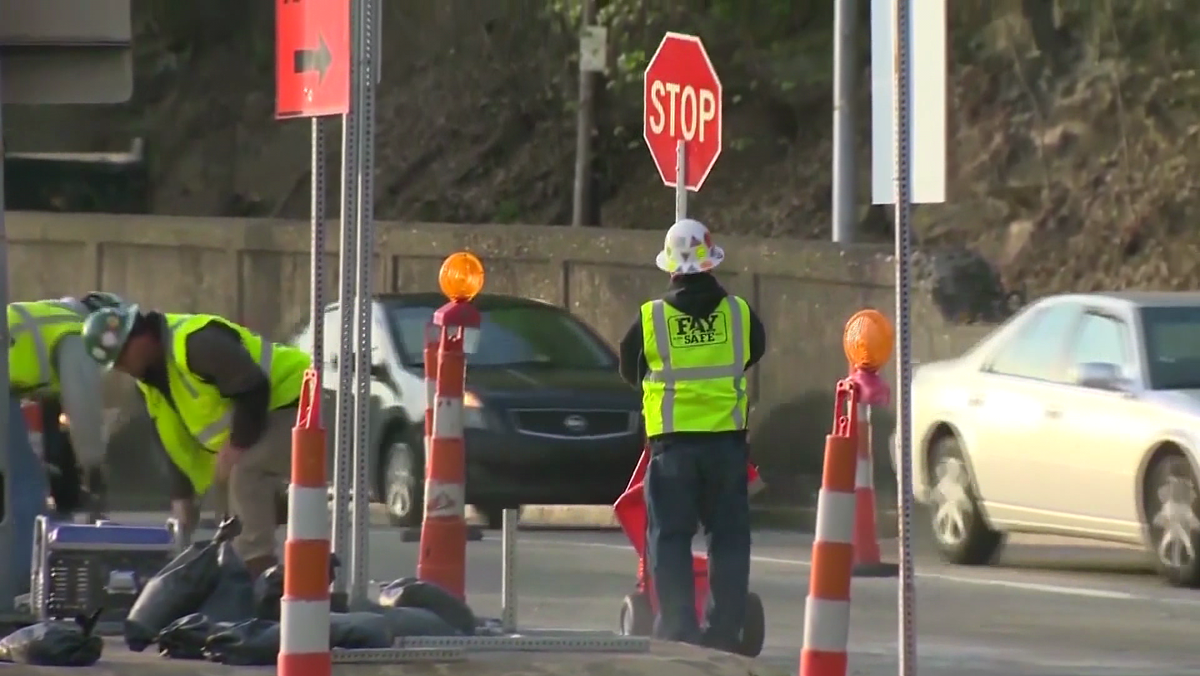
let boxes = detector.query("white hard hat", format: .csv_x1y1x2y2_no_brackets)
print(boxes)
655,219,725,275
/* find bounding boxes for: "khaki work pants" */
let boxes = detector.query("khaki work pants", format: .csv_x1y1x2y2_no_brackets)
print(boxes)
211,407,295,562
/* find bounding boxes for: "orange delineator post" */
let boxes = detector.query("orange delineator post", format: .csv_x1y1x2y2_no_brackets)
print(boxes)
851,401,898,577
424,331,438,477
278,369,331,676
799,379,859,676
417,302,477,599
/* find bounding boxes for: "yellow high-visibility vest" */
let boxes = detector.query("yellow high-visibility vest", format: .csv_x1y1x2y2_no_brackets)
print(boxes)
640,295,751,436
138,313,309,494
8,299,89,395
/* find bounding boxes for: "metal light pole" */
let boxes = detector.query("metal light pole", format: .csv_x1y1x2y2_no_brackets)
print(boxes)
832,0,858,243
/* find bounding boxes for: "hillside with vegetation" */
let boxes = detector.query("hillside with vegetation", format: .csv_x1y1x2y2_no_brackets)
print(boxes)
5,0,1200,301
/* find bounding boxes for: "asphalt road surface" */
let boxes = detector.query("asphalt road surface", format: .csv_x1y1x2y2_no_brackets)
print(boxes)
357,521,1199,676
113,511,1200,676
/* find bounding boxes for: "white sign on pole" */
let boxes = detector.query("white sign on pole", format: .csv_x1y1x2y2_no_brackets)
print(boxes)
579,25,608,73
870,0,947,204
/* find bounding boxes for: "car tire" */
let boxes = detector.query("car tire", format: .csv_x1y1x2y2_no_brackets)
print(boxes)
1144,453,1200,587
927,435,1004,565
383,430,424,528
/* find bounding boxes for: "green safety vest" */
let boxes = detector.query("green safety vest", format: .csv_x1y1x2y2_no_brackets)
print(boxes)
8,299,90,395
640,295,751,437
138,313,310,494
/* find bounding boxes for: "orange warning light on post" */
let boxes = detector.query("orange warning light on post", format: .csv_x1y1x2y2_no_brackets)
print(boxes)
438,252,485,302
842,309,893,371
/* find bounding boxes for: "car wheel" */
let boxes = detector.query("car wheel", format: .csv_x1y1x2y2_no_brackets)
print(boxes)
928,435,1004,565
383,432,423,528
1144,453,1200,587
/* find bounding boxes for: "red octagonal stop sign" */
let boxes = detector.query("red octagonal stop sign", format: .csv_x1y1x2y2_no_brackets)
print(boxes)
643,32,723,192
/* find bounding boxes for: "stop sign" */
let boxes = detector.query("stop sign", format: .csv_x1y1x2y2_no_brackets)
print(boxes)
643,32,723,191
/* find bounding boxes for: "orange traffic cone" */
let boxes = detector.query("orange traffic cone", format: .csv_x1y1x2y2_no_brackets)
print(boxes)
851,403,897,577
799,379,859,676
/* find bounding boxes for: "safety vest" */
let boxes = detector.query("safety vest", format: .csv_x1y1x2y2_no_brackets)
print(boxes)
640,295,751,436
137,314,310,494
8,299,90,395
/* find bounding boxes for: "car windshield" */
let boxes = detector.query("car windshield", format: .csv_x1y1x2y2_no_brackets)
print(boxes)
385,302,617,370
1141,305,1200,389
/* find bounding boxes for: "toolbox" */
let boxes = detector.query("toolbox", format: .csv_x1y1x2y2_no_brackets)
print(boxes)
30,516,178,632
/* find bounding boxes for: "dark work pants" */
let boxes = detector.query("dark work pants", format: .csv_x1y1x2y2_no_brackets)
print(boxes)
644,433,751,650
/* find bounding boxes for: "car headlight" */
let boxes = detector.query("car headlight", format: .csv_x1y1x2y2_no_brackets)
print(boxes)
462,391,487,429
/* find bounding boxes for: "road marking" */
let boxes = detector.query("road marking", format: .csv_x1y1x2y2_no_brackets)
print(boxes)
515,535,1197,606
917,572,1136,600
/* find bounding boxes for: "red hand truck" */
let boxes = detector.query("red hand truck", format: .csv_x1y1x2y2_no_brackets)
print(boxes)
612,447,766,657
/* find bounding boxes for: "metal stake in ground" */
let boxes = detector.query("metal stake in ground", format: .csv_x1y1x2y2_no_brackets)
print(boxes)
349,0,379,608
332,0,363,596
0,61,10,486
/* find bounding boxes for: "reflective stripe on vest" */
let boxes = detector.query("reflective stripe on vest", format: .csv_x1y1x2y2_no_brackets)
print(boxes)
9,300,88,392
163,316,275,449
644,295,748,434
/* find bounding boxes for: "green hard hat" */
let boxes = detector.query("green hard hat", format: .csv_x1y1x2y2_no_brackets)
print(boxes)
80,291,126,312
81,304,140,367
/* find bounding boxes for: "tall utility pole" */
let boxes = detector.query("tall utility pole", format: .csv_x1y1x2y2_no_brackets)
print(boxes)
831,0,858,243
571,0,600,226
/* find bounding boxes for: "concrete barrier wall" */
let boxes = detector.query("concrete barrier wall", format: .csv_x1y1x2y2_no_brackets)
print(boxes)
6,212,995,508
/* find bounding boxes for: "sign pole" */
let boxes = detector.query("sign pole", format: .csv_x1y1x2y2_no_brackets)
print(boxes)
309,118,327,396
348,0,378,608
674,140,686,221
331,0,362,599
892,0,917,673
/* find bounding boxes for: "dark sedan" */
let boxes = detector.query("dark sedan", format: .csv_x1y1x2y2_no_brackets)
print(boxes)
289,292,644,528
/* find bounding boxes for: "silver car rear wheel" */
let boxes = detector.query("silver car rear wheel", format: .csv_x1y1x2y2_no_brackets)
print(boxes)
1146,454,1200,587
931,456,972,547
928,435,1004,565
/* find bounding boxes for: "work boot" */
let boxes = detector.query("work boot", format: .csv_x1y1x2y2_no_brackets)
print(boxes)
244,555,279,579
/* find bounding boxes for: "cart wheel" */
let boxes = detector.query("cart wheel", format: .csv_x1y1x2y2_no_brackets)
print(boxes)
619,593,654,637
165,518,181,554
738,592,765,657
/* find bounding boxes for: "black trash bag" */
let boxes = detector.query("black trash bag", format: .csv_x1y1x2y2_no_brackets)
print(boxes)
0,608,104,666
204,619,280,666
378,578,476,635
197,542,256,622
377,576,417,607
376,606,461,637
157,613,219,660
329,612,394,649
123,516,243,652
253,553,341,621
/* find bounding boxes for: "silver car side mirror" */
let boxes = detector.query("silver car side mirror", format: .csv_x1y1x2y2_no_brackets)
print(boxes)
1073,361,1128,391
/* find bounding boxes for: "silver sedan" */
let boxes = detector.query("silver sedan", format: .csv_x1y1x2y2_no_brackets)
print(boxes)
898,292,1200,587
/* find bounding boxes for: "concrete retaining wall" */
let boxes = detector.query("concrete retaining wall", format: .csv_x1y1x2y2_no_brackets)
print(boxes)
6,212,994,509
